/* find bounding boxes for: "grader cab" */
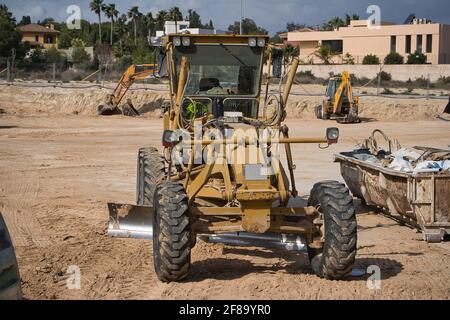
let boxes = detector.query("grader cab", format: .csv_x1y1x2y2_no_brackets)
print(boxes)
108,34,357,282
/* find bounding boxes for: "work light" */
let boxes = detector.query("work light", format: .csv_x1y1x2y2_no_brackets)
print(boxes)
182,37,191,46
248,38,257,47
173,37,182,46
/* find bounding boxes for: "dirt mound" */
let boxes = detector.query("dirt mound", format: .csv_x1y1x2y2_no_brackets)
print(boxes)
0,86,168,117
0,84,447,121
283,95,446,121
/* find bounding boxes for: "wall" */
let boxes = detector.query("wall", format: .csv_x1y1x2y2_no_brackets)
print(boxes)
440,25,450,64
294,64,450,82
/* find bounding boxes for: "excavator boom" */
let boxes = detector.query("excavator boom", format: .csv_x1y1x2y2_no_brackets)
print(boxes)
98,64,158,116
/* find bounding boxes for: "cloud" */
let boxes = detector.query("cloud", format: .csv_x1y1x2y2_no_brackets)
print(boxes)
2,0,450,34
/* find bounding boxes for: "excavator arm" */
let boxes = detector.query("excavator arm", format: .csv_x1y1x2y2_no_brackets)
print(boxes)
98,64,158,116
331,71,360,123
332,71,352,114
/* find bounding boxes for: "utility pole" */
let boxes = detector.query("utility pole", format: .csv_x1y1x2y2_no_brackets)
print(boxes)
240,0,243,35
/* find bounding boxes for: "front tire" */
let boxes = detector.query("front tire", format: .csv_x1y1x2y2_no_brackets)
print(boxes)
307,181,357,280
136,148,165,205
153,182,191,282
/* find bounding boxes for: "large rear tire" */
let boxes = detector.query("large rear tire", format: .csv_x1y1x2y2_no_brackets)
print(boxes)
153,182,191,282
136,148,165,205
0,212,22,300
307,181,357,280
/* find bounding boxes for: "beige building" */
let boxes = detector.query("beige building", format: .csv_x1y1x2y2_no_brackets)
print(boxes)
286,19,450,64
19,24,60,49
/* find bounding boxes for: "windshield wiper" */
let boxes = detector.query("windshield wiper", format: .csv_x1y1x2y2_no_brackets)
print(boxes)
219,44,247,67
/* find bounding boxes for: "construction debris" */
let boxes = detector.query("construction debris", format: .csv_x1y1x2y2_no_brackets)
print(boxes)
335,129,450,242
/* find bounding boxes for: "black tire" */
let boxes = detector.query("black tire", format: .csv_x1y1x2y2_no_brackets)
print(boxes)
0,212,22,300
153,182,191,282
136,148,165,205
314,105,322,119
307,181,357,280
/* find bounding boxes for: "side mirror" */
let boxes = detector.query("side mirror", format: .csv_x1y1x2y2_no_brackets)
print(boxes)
326,127,339,145
162,130,181,148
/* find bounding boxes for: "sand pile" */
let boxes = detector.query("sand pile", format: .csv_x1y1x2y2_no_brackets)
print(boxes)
0,85,447,121
0,86,168,117
283,95,446,121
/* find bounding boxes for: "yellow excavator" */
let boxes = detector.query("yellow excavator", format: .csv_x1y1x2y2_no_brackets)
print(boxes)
98,64,159,116
315,71,361,124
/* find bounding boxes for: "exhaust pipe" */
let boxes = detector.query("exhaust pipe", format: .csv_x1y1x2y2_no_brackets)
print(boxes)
200,232,306,252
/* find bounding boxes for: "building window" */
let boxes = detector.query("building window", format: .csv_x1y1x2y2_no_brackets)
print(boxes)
322,40,343,54
426,34,433,53
45,36,53,44
417,35,423,53
35,35,39,42
390,36,396,53
405,35,411,53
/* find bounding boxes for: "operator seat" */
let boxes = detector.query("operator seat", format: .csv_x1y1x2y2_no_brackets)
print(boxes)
199,78,221,92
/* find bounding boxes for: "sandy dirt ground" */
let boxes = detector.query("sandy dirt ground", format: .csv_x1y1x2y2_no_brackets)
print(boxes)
0,84,449,300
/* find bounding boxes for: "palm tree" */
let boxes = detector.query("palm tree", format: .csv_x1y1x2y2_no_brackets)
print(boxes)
168,7,183,31
115,14,127,55
128,6,141,46
345,13,360,26
156,10,167,31
90,0,105,44
313,45,335,64
105,3,119,45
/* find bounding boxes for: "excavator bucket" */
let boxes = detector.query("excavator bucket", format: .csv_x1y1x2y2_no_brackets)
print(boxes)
107,203,154,239
97,103,121,116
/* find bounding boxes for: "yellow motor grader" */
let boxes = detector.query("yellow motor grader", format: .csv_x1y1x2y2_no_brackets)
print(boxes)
107,34,357,282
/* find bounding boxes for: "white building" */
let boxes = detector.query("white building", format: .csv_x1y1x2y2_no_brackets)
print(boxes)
151,21,227,45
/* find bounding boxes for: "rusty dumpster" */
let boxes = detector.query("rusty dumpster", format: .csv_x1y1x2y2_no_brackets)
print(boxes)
335,151,450,242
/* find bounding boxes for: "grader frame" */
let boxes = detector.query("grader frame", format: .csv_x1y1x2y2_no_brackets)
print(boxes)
108,34,357,282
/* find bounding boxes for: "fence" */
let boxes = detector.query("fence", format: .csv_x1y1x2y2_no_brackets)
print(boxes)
1,61,448,101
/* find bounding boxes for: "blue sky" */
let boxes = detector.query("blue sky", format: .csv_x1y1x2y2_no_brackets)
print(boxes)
3,0,450,34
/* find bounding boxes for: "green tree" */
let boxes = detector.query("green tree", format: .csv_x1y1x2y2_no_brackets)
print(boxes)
314,45,334,64
72,47,91,65
128,6,141,46
343,52,355,64
286,22,308,32
0,5,22,63
115,14,128,55
187,9,202,28
144,12,156,37
155,10,167,31
227,18,268,35
18,16,31,26
71,38,86,47
384,52,404,64
345,13,360,26
167,7,183,22
105,3,119,45
44,47,64,64
362,54,380,65
90,0,105,44
322,16,345,31
282,44,299,64
131,38,154,64
407,50,427,64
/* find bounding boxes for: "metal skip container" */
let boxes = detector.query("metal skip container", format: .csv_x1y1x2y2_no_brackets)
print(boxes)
334,152,450,242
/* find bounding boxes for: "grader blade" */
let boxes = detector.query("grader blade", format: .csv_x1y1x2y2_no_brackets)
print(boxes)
107,203,154,239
